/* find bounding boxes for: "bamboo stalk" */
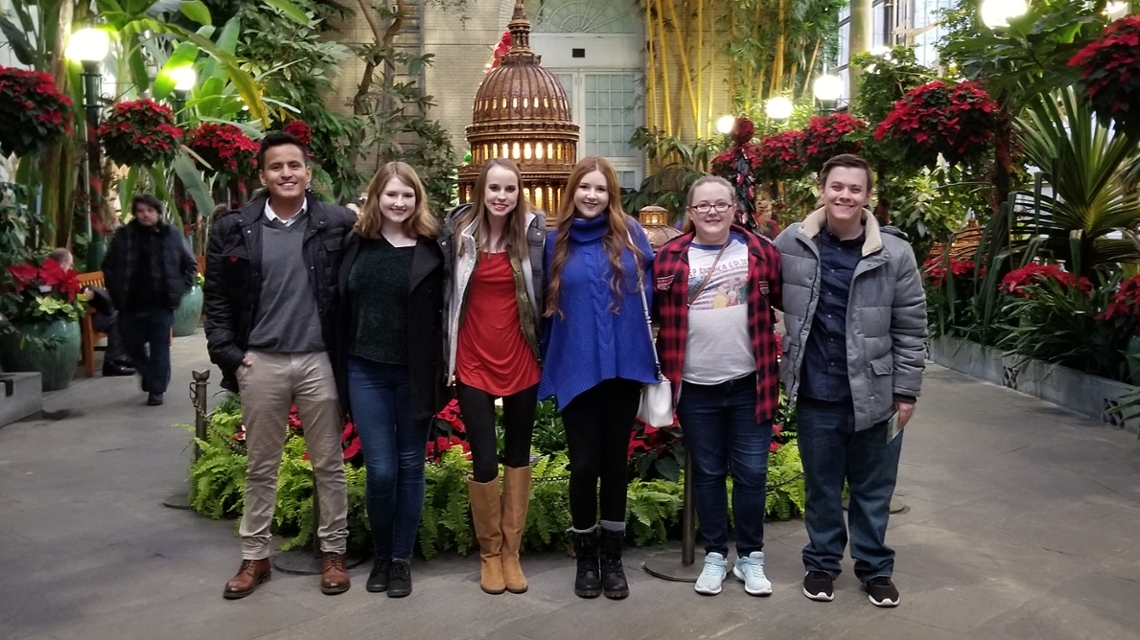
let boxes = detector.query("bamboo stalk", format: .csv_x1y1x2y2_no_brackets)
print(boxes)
770,0,785,96
646,2,659,134
804,36,822,101
697,0,705,137
654,0,674,137
665,0,700,135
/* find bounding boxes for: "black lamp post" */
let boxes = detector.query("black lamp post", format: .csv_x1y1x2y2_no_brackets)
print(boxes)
67,27,110,272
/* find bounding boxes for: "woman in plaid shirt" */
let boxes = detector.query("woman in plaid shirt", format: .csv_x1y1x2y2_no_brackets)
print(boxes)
652,175,783,597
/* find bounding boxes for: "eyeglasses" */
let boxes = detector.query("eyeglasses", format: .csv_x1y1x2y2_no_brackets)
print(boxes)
688,202,734,215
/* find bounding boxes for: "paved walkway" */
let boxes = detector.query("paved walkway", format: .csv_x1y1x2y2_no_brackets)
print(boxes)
1,332,1138,640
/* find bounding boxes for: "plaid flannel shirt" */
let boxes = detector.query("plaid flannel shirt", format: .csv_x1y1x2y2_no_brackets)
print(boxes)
652,225,783,422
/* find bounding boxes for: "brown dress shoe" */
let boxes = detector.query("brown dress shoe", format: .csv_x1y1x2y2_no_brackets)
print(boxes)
223,559,271,599
321,552,351,595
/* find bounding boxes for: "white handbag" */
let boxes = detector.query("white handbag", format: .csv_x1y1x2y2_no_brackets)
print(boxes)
635,270,674,427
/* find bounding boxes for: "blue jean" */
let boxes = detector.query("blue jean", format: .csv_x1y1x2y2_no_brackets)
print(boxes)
677,373,771,557
118,309,173,394
796,397,903,581
347,357,430,559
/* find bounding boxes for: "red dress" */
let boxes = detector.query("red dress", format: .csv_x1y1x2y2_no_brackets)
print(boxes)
456,252,540,396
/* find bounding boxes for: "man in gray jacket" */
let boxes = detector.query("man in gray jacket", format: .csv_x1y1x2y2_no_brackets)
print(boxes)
774,154,926,608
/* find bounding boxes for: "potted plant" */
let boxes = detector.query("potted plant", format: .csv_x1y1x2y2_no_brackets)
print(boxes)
0,256,87,391
185,123,259,204
98,99,183,167
1069,14,1140,140
0,65,73,158
873,80,999,168
1099,274,1140,384
802,113,867,169
172,271,204,337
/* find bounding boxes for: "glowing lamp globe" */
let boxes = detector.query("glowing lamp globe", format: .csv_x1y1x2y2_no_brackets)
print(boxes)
980,0,1028,28
169,66,197,92
67,27,110,63
813,74,843,103
716,115,736,135
765,97,793,121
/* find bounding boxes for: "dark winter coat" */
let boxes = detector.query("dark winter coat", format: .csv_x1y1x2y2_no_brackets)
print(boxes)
102,220,196,311
203,194,355,393
334,232,448,421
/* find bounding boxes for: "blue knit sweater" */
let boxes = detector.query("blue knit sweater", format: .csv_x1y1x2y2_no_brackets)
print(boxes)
539,214,659,409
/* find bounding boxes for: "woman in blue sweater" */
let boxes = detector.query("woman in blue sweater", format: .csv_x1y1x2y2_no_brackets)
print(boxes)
541,156,658,600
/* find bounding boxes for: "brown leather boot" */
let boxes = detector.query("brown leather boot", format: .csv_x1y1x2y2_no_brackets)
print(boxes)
500,465,532,594
468,477,506,594
223,559,271,599
320,552,351,595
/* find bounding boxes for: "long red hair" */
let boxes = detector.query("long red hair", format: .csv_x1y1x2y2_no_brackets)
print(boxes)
545,156,644,318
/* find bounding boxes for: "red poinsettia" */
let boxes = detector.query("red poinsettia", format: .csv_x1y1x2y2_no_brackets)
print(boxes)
185,123,258,178
922,257,981,290
98,99,183,167
803,113,866,168
282,404,362,462
1069,14,1140,139
0,65,73,158
1099,275,1140,333
283,120,312,146
490,30,512,71
999,263,1091,298
754,129,807,182
0,256,86,324
873,80,999,167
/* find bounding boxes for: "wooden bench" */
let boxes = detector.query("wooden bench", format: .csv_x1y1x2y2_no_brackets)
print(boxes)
76,271,107,378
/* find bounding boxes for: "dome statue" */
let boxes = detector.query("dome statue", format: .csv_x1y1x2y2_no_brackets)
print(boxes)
458,1,580,225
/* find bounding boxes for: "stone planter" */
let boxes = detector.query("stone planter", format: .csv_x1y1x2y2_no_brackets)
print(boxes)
0,320,82,391
930,335,1140,433
173,285,204,337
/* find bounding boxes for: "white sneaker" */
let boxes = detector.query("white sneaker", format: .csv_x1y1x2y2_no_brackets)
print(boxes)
733,551,773,596
694,552,728,595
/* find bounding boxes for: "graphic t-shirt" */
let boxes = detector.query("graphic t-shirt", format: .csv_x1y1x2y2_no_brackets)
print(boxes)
683,234,755,384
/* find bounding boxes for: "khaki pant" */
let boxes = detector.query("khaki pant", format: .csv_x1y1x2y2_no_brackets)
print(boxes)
237,350,348,559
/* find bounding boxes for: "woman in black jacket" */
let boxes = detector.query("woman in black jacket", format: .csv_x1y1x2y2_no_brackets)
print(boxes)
336,161,446,598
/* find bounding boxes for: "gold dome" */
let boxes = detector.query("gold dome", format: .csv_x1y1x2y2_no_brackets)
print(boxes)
459,1,579,223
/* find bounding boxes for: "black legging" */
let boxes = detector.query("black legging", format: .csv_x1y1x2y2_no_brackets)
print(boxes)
561,378,642,530
455,381,538,483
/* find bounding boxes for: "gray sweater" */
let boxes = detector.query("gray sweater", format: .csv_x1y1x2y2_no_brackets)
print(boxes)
247,215,325,353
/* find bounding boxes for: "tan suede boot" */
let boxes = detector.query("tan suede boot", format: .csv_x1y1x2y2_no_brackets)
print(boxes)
501,465,532,594
468,477,506,594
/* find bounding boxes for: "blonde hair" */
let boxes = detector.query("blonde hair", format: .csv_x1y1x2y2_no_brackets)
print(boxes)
545,156,644,318
356,162,438,239
452,158,531,265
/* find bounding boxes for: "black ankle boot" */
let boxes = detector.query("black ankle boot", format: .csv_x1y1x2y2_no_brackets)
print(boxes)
572,530,601,598
598,528,629,599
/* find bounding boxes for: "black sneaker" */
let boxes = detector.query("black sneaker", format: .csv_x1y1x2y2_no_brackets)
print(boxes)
803,570,834,601
387,558,412,598
147,393,164,406
366,557,391,593
863,576,899,607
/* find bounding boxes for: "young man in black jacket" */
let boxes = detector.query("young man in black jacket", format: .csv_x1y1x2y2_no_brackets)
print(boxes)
101,195,197,404
205,132,356,599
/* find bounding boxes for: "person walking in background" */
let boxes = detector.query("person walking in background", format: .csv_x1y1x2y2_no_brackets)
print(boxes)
336,162,446,598
541,156,657,600
101,194,196,404
205,132,355,599
653,175,782,597
440,158,545,595
774,154,926,607
49,248,134,377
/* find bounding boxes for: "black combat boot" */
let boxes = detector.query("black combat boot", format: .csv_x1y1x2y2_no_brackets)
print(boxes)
572,529,601,598
598,528,629,599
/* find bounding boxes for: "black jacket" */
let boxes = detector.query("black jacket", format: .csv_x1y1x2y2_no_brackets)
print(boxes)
204,194,355,393
102,220,196,311
335,232,448,421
